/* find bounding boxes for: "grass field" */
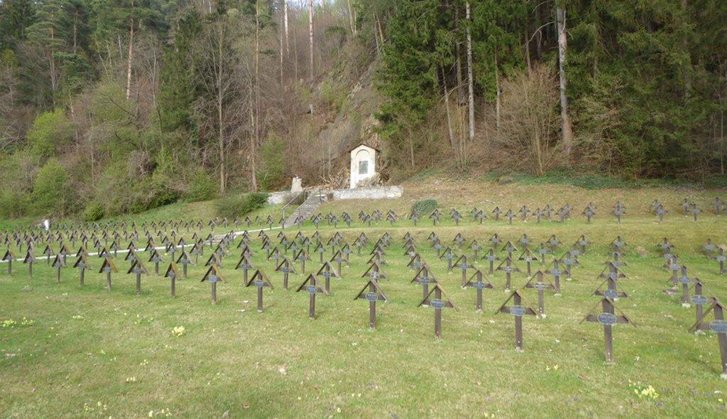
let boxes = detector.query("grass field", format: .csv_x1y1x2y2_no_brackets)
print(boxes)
2,178,727,417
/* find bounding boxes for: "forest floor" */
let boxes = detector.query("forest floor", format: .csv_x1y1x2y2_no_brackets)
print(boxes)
2,176,727,417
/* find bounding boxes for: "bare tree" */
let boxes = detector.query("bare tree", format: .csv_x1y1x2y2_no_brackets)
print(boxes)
126,0,135,100
556,3,574,158
308,0,314,81
465,1,475,143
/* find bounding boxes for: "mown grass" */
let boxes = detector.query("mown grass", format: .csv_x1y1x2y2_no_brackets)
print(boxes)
1,179,727,417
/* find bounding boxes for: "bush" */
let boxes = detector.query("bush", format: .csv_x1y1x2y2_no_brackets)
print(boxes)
82,201,104,222
27,109,75,159
186,170,218,202
412,199,437,215
257,135,286,191
32,159,73,216
216,192,269,219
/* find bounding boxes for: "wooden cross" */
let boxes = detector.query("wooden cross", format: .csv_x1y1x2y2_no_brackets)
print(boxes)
463,269,493,312
354,280,388,329
524,271,555,317
176,251,192,279
295,274,328,319
316,261,339,294
164,263,179,297
246,270,273,312
127,260,148,295
201,265,224,304
51,255,64,283
22,251,34,279
496,256,520,291
235,255,255,285
275,257,296,289
582,297,634,363
99,257,118,291
495,290,538,351
453,254,471,287
412,265,436,302
689,298,727,379
148,250,163,275
418,284,456,338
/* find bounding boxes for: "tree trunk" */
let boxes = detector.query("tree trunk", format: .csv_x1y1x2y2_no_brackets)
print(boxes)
284,0,289,55
442,67,455,152
217,23,225,194
346,0,356,35
495,52,501,135
524,27,532,76
556,5,574,158
126,1,135,101
279,5,284,86
308,0,314,81
253,0,260,192
465,1,475,143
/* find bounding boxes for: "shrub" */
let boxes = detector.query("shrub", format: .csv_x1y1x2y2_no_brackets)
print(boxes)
32,159,73,216
257,135,286,191
216,192,269,219
82,201,104,222
186,170,218,202
412,199,437,215
27,109,75,159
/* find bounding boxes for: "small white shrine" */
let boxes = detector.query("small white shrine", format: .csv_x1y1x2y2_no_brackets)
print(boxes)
349,144,378,189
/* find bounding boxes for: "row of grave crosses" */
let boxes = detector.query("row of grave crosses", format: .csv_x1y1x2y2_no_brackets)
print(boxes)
2,195,725,244
655,241,727,378
3,226,726,376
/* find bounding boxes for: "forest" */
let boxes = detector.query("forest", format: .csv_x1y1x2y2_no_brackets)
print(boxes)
0,0,725,220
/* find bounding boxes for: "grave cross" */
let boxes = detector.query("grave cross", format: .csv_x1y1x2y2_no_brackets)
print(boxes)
295,274,329,319
235,255,255,284
453,255,471,287
440,247,456,271
418,284,456,338
496,256,520,291
176,251,193,279
690,279,708,332
581,297,634,363
246,270,274,312
127,260,148,295
495,290,538,351
316,261,339,294
99,257,118,291
275,257,296,289
164,263,178,297
524,271,555,317
689,298,727,379
482,249,499,274
594,262,628,300
412,265,436,302
201,265,224,304
464,269,493,311
51,255,64,283
23,251,35,279
582,203,596,223
354,280,388,329
363,261,386,282
148,250,163,275
518,249,536,277
73,255,89,286
716,248,726,274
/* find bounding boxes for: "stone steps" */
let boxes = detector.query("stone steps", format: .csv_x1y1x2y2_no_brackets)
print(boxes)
284,189,326,227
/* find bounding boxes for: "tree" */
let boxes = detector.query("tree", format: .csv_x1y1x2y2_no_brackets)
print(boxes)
556,2,574,158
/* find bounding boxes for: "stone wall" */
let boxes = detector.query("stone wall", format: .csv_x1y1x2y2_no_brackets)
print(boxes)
267,191,295,205
330,186,403,200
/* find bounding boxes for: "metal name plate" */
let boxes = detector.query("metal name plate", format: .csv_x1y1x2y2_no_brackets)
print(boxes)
598,312,617,325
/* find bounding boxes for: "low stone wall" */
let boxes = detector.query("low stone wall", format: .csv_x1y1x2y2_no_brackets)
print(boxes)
330,186,403,200
267,191,295,205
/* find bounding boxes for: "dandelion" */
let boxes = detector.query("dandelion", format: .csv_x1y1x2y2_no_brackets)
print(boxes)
171,326,186,337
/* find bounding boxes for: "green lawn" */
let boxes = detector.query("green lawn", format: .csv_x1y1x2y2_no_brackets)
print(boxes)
2,180,727,417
